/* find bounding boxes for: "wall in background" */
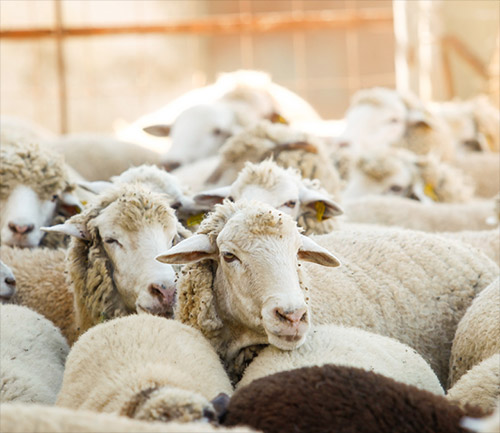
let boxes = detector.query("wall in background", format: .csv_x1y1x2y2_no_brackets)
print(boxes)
0,0,395,134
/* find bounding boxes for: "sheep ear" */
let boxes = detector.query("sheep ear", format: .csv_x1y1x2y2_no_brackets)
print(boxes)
143,124,171,137
156,234,216,264
299,187,343,220
41,222,89,240
194,186,232,207
58,192,84,217
298,235,341,267
78,180,113,195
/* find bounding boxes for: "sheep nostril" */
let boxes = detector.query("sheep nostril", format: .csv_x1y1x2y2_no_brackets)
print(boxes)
274,308,307,325
163,161,181,172
148,283,176,306
5,277,16,287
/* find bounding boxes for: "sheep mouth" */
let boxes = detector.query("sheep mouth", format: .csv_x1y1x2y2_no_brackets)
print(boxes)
0,295,13,302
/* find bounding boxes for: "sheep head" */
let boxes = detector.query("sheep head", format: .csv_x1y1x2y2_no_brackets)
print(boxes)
0,141,81,248
43,184,188,333
156,201,340,362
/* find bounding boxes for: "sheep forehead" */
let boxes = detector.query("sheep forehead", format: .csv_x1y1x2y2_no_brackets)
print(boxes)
351,87,406,112
90,188,176,234
217,205,299,245
233,161,301,196
0,142,70,201
174,104,235,132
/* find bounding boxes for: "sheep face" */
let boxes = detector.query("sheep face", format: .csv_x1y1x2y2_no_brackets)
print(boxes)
343,155,415,200
90,211,178,317
195,161,343,223
157,203,340,353
0,186,79,249
0,261,15,303
150,104,239,170
339,92,407,152
43,187,183,319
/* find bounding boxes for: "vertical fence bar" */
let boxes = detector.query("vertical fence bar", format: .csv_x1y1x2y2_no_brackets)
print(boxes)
54,0,68,133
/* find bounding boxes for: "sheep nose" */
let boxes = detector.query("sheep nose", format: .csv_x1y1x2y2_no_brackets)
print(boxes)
8,222,34,235
163,161,181,172
148,283,176,306
337,140,350,148
274,307,307,326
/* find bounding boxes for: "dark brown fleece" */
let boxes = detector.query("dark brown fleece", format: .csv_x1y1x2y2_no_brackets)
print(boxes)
223,365,486,433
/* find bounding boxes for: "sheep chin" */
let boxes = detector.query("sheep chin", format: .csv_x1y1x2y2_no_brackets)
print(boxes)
265,328,309,351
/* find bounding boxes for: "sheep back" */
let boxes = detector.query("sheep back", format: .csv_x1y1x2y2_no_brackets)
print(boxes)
1,246,77,345
237,324,443,395
449,278,500,386
224,365,486,433
0,304,69,404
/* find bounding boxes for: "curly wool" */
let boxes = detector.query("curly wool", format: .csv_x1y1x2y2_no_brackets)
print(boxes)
0,141,73,202
448,278,500,387
218,121,342,196
67,185,180,335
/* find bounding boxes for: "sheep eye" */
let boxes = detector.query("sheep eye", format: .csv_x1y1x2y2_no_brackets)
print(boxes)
227,196,235,202
222,252,238,263
389,185,403,193
52,194,59,202
105,238,120,246
170,201,181,210
389,118,399,124
213,128,222,136
283,200,297,208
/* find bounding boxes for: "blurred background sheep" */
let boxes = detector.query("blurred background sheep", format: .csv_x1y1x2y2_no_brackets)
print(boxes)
0,1,499,432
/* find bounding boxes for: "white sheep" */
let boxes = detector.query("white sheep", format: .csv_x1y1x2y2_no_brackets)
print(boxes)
447,353,500,413
337,87,455,160
122,69,320,170
0,403,256,433
0,304,69,404
0,259,16,303
342,147,475,203
206,120,342,197
237,324,443,395
157,200,498,383
0,140,82,248
45,133,164,182
448,277,500,387
56,315,233,423
343,195,495,232
2,183,190,344
194,160,343,234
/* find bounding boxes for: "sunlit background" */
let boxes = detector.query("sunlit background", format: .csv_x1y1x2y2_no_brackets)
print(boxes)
0,0,498,134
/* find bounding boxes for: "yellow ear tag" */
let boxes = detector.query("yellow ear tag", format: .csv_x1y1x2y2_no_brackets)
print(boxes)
187,213,205,227
424,183,439,202
81,201,87,206
315,201,325,222
270,113,289,125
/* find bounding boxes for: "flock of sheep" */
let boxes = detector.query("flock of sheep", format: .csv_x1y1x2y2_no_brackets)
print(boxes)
0,69,499,433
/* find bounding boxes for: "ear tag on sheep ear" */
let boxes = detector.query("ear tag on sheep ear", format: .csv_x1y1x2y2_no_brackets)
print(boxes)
315,201,326,222
423,183,439,202
269,112,289,125
99,312,109,323
187,213,205,227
